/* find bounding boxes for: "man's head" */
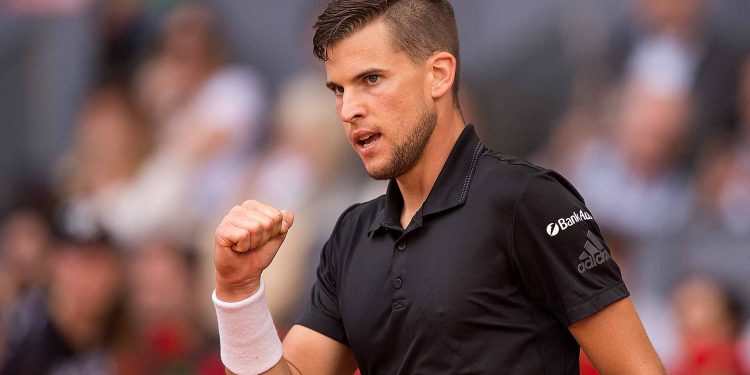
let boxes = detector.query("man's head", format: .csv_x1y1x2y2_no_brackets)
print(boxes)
615,80,691,179
313,0,462,180
313,0,460,103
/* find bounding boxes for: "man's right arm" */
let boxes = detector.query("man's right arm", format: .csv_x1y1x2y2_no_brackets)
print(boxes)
214,200,357,375
247,325,357,375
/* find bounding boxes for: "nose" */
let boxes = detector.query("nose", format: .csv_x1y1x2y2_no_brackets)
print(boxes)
338,90,365,123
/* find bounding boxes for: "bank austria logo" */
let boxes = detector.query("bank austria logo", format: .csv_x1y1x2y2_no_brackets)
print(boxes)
577,230,610,274
546,209,593,237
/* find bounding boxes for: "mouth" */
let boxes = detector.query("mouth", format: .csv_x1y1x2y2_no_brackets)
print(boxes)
354,132,382,150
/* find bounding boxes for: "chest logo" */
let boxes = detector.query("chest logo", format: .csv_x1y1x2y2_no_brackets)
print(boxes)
546,209,593,237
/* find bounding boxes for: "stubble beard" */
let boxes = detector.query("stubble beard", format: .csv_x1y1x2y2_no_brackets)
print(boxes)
366,105,438,180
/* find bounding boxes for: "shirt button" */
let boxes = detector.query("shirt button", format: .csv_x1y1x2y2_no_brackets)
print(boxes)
394,278,403,289
397,241,407,251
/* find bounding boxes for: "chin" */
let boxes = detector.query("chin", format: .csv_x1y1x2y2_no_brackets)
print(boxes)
363,162,393,181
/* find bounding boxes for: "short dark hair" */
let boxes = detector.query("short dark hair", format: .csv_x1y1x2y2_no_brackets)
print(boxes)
313,0,461,104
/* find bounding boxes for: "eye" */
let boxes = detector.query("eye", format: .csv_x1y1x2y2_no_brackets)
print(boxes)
331,85,344,96
365,74,379,85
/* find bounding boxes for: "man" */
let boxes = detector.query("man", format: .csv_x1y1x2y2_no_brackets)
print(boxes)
2,226,123,374
212,1,667,374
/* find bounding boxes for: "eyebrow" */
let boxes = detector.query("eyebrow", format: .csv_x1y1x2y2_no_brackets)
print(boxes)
326,68,385,90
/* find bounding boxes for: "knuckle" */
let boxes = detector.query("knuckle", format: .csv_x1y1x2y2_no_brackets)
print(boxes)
215,222,229,235
215,224,237,244
262,218,274,231
248,221,262,233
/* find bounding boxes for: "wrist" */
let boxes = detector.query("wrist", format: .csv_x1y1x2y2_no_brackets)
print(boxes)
215,277,261,303
212,278,282,374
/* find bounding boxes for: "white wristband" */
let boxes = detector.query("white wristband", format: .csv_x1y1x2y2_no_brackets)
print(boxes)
213,280,282,375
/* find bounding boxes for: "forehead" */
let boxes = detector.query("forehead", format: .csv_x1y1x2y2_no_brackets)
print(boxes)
324,19,415,82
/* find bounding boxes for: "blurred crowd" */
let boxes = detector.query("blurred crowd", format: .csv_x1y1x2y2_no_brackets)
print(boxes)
0,0,749,374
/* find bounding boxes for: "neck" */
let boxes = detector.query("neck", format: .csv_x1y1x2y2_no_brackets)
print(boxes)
396,109,464,228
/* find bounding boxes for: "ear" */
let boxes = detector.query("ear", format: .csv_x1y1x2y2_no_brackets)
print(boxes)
428,52,457,101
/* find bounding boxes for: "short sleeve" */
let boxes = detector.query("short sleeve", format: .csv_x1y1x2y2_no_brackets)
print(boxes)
295,205,362,345
511,171,629,326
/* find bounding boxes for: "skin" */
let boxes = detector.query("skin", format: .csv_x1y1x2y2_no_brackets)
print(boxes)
214,18,667,375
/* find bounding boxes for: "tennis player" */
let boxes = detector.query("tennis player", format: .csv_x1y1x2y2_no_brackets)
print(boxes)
212,1,667,374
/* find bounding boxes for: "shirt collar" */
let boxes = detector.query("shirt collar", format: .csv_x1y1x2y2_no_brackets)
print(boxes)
368,125,485,236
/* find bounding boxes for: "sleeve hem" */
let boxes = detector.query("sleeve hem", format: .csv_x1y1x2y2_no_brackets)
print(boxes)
295,312,349,346
562,282,630,326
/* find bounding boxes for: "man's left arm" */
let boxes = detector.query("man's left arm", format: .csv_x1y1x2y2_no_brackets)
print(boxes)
570,296,667,374
511,171,666,374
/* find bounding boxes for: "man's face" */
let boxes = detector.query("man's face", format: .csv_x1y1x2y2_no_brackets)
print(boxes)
325,19,437,180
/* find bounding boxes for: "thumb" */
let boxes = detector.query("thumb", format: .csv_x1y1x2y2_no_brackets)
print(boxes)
279,209,295,234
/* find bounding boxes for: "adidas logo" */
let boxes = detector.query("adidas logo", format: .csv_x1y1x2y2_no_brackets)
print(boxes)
577,230,610,274
546,209,593,236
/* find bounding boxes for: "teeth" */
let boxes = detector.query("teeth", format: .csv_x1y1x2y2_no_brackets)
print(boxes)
358,135,372,141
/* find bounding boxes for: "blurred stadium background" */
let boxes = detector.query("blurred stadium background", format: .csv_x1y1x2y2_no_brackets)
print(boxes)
1,0,749,373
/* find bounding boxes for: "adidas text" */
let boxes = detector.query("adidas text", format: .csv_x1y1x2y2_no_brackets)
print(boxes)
577,249,610,274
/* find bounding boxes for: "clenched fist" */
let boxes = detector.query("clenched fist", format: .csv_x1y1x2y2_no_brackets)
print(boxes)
214,200,294,302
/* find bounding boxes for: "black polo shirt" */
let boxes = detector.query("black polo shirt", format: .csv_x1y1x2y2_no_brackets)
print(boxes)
297,125,629,374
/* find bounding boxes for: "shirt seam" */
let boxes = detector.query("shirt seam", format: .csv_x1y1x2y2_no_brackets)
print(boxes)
459,140,484,203
519,293,550,374
561,282,629,325
483,152,548,173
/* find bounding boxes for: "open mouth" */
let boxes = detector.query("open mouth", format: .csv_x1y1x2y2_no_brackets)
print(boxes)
356,133,381,149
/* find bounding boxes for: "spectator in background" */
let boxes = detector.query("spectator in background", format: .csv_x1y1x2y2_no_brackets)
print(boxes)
615,0,746,148
135,3,266,223
569,78,694,240
55,79,155,249
1,227,125,374
59,4,265,249
58,81,152,201
670,276,746,375
0,185,56,364
696,56,750,235
682,56,750,314
77,3,266,249
533,79,612,180
116,242,222,374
